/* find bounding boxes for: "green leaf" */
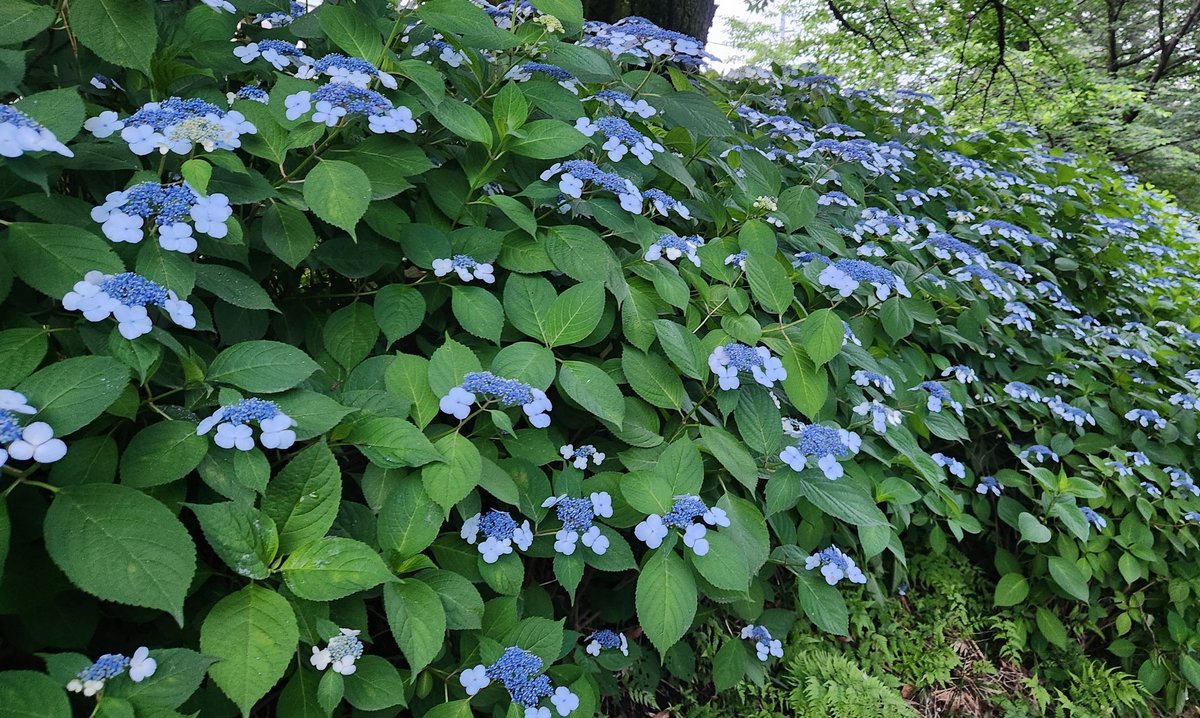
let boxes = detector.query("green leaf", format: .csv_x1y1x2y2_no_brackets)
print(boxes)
658,90,734,136
1017,512,1052,543
120,421,208,488
346,417,444,468
698,426,758,489
880,298,914,340
344,656,406,711
190,502,278,580
431,99,493,146
509,119,589,159
421,432,482,512
622,346,684,410
318,4,383,59
779,349,826,420
653,320,708,381
1180,654,1200,691
136,240,195,296
994,573,1030,607
1048,556,1090,602
384,579,446,673
282,536,396,601
798,309,843,366
69,0,156,73
795,566,849,635
422,700,475,718
379,478,443,560
263,442,342,554
375,285,426,345
0,328,47,387
745,253,793,314
491,342,556,388
304,160,371,235
558,360,625,426
262,203,317,268
800,476,888,527
208,341,321,393
415,0,519,48
200,585,299,717
543,281,604,347
104,648,214,709
636,546,697,654
317,672,343,715
506,617,565,666
530,0,584,29
384,354,439,428
452,285,505,343
735,386,784,455
712,640,745,692
0,1,55,45
484,195,537,236
493,82,529,135
419,569,484,630
427,337,482,397
14,87,84,144
17,355,129,434
0,671,70,718
654,438,704,496
44,484,196,623
323,303,379,369
1035,607,1068,649
7,223,124,298
503,273,554,341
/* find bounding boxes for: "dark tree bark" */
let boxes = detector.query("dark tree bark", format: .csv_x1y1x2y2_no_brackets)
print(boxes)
583,0,719,41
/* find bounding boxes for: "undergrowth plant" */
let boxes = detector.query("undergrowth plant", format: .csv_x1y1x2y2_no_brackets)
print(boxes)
1,0,1200,716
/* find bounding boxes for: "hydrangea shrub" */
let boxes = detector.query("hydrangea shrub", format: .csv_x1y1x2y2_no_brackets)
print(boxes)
2,0,1200,714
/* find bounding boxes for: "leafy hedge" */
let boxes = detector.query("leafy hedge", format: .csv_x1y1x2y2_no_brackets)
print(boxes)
1,0,1200,715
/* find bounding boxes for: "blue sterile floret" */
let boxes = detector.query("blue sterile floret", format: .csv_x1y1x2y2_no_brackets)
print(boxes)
913,381,964,416
805,546,867,585
0,104,73,157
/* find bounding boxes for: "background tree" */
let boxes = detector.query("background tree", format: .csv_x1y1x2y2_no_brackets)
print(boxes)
583,0,719,40
726,0,1200,207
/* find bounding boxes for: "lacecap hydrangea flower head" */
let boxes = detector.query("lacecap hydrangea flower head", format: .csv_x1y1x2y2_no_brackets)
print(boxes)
708,342,787,390
584,629,628,656
90,181,231,253
542,492,613,556
461,509,534,563
0,390,67,467
63,271,196,340
440,371,552,428
559,443,605,469
84,97,256,155
805,546,867,585
779,422,861,480
634,495,729,556
67,647,156,697
459,646,579,717
196,398,297,451
310,628,363,675
739,625,783,662
0,104,73,158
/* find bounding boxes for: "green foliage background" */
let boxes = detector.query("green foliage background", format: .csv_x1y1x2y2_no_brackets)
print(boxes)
1,0,1200,716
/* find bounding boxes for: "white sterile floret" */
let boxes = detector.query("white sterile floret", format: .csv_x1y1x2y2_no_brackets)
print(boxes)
127,646,157,682
433,255,496,283
460,664,491,695
633,513,667,548
7,422,67,463
0,390,36,415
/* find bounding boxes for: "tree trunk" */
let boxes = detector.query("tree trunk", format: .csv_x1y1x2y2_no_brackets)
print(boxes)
583,0,719,42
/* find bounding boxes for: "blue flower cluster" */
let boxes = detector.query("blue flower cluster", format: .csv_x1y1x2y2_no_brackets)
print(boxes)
740,625,784,662
585,629,628,656
804,258,911,300
805,546,867,585
635,496,729,556
91,182,231,252
63,271,195,339
913,381,964,417
0,104,73,158
505,63,582,93
84,97,256,155
433,255,496,283
582,16,714,67
575,116,664,164
233,39,312,70
0,390,67,467
67,647,156,697
440,371,552,428
542,493,614,556
586,89,656,118
708,343,787,390
460,647,579,717
196,398,297,451
285,82,416,133
645,233,705,267
461,510,534,563
779,423,862,479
